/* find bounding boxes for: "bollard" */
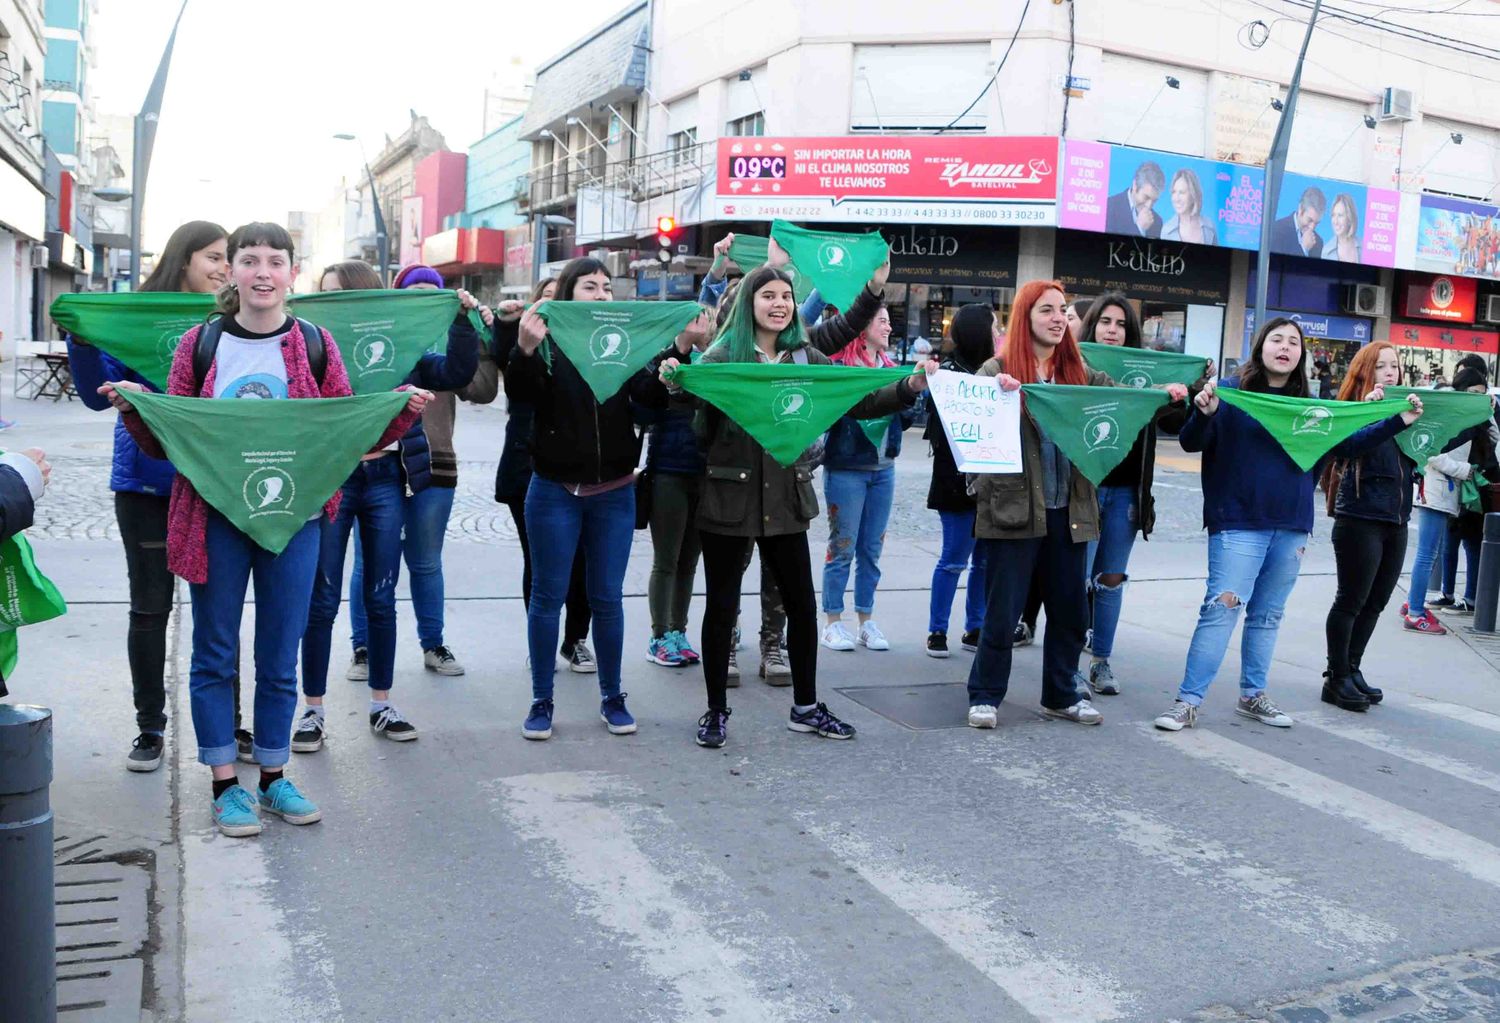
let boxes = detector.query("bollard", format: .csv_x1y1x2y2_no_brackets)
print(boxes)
1473,513,1500,633
0,704,55,1022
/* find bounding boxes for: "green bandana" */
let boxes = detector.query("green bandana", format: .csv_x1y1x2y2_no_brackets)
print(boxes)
50,289,459,393
537,301,702,403
726,235,812,302
1079,343,1208,389
857,416,894,451
1019,385,1171,485
127,390,410,554
669,362,910,467
1383,387,1493,463
0,533,67,678
769,221,888,312
1215,388,1408,471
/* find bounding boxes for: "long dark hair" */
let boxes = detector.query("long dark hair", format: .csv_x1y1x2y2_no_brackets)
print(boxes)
139,220,227,294
554,257,609,301
217,222,296,315
1077,291,1142,349
948,303,997,372
1239,316,1309,396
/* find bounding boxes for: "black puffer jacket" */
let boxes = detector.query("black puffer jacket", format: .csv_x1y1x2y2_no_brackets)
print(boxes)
924,354,980,513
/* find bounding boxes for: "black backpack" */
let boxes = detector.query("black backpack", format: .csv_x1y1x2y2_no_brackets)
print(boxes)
192,315,327,393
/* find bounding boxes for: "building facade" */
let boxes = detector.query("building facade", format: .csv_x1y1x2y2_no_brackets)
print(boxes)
0,0,49,353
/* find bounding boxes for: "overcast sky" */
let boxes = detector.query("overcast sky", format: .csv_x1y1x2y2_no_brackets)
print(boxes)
91,0,629,250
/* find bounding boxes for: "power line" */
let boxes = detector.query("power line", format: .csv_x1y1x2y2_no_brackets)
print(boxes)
1239,0,1500,77
1275,0,1500,59
936,0,1032,134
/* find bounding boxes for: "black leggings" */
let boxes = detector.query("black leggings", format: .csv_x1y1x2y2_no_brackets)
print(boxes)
700,530,818,711
1326,516,1408,678
507,497,590,648
116,492,174,732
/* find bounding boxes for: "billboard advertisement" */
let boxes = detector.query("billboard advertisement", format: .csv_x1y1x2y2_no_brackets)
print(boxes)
1400,271,1479,322
1272,172,1399,266
1411,194,1500,281
713,136,1059,225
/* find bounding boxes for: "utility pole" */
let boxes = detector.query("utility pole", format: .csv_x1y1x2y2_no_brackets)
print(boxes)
128,0,189,287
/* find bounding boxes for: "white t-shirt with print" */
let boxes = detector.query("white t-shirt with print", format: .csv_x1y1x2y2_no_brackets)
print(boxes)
211,318,292,400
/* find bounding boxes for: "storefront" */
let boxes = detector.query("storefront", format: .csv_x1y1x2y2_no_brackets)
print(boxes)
1053,229,1229,362
884,224,1018,359
1391,270,1499,385
1244,254,1380,384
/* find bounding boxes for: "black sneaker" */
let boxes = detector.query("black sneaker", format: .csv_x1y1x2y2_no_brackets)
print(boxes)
370,705,419,742
1439,599,1475,616
1013,622,1034,647
926,632,950,658
788,702,856,740
126,732,164,773
960,629,980,652
696,707,731,748
235,728,256,764
1431,595,1456,608
291,709,326,753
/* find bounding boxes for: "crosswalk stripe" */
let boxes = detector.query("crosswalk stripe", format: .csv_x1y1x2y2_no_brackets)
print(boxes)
811,826,1133,1023
1399,698,1500,736
1298,706,1500,797
1155,727,1500,889
989,762,1395,953
494,771,835,1023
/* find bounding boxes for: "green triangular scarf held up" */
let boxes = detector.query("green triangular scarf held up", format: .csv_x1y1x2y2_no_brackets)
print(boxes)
769,221,888,312
126,390,411,555
0,528,68,679
1079,343,1208,389
725,235,813,302
1019,385,1171,486
537,301,702,404
50,289,459,394
669,362,911,467
1215,387,1409,471
858,416,894,451
1383,387,1493,463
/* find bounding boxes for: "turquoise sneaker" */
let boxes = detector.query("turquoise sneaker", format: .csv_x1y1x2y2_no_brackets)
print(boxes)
212,784,262,837
257,777,323,825
667,630,700,664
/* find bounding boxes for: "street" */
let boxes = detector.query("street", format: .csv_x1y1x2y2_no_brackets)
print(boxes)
14,384,1500,1023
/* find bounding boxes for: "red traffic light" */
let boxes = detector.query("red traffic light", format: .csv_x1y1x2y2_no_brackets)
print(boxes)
656,215,677,234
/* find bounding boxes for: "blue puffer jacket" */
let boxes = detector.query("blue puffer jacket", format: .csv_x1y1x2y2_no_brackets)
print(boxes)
67,338,176,496
395,311,480,495
641,404,705,476
823,402,918,470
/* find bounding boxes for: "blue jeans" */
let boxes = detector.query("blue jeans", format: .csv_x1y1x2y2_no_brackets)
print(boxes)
1408,507,1451,616
189,512,319,768
302,455,405,697
1177,528,1307,706
1085,485,1139,659
821,465,895,615
524,476,634,701
351,485,455,651
928,509,986,634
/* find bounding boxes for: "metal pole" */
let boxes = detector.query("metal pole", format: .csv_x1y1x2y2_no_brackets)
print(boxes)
532,213,545,286
128,115,143,287
0,704,55,1022
1253,0,1323,332
1472,513,1500,632
366,162,389,287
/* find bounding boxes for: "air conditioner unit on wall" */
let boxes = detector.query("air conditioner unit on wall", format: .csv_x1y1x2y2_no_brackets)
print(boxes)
603,250,632,277
1483,294,1500,325
28,245,47,270
1343,283,1386,316
1380,87,1415,122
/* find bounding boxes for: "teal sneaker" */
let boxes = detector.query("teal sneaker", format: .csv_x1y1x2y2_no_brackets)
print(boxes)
257,777,323,825
667,630,700,664
212,784,262,837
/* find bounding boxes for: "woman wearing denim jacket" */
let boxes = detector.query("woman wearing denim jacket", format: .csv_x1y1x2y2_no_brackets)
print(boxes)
1154,317,1421,733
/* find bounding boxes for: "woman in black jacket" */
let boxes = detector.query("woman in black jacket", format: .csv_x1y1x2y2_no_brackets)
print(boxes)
924,304,998,658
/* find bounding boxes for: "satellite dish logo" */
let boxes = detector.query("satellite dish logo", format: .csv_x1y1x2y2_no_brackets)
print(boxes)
353,334,396,376
589,324,631,365
243,467,296,517
1293,406,1334,436
1407,426,1436,454
1120,369,1153,389
817,242,849,272
156,328,188,366
773,387,813,422
1084,413,1121,451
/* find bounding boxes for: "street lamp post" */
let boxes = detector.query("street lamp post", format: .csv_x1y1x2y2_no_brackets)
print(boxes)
334,133,389,286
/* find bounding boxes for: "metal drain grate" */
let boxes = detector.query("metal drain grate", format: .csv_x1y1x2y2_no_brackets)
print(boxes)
835,682,1048,730
52,833,150,1021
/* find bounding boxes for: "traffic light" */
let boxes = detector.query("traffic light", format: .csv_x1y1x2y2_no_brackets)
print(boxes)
656,215,678,262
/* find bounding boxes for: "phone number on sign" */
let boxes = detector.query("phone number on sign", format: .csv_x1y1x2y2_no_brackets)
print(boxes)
718,201,1053,223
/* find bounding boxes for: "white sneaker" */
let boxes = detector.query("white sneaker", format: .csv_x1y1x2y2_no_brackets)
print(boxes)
1237,693,1293,728
1154,700,1198,732
858,621,890,651
423,645,465,676
820,622,856,651
968,704,998,729
1044,699,1103,725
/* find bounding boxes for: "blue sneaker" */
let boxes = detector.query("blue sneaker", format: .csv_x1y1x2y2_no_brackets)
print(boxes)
212,784,262,837
600,693,637,735
788,702,856,740
667,630,700,664
647,636,683,667
523,699,554,740
257,777,322,825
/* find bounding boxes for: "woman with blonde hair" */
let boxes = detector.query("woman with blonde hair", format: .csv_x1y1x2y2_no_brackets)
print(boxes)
1161,169,1216,245
1322,193,1360,262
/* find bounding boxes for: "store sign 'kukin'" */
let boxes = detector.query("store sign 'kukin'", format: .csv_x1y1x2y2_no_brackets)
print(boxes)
887,226,960,258
1106,239,1188,277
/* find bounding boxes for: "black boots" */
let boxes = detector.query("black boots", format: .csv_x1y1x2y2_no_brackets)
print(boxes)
1321,671,1370,712
1348,667,1383,704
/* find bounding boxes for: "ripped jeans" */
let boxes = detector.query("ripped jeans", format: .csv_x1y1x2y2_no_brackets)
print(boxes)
821,465,895,616
1085,485,1139,659
1177,528,1307,707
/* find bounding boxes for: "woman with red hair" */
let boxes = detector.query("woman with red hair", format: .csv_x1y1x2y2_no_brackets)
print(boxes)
966,281,1183,729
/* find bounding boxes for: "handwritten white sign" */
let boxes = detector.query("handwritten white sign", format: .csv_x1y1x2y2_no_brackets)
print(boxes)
928,369,1022,473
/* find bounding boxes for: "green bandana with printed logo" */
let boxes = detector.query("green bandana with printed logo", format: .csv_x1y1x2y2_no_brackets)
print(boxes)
769,222,888,312
1079,343,1208,389
0,529,68,679
1019,384,1171,485
537,301,703,403
669,362,910,467
725,235,812,302
857,416,894,452
1215,387,1408,471
126,390,410,554
50,289,459,393
1383,387,1493,463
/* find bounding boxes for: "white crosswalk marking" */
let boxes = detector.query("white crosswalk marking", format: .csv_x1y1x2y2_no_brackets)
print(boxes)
1400,698,1500,736
1155,727,1500,889
494,771,843,1023
1298,706,1500,796
811,825,1134,1023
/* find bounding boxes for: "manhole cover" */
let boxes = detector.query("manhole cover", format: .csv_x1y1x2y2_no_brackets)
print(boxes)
835,682,1047,730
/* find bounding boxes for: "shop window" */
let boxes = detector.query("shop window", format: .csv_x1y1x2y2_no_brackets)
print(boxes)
668,128,698,167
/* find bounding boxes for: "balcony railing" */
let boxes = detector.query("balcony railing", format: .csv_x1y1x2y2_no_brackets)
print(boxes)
520,139,714,213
